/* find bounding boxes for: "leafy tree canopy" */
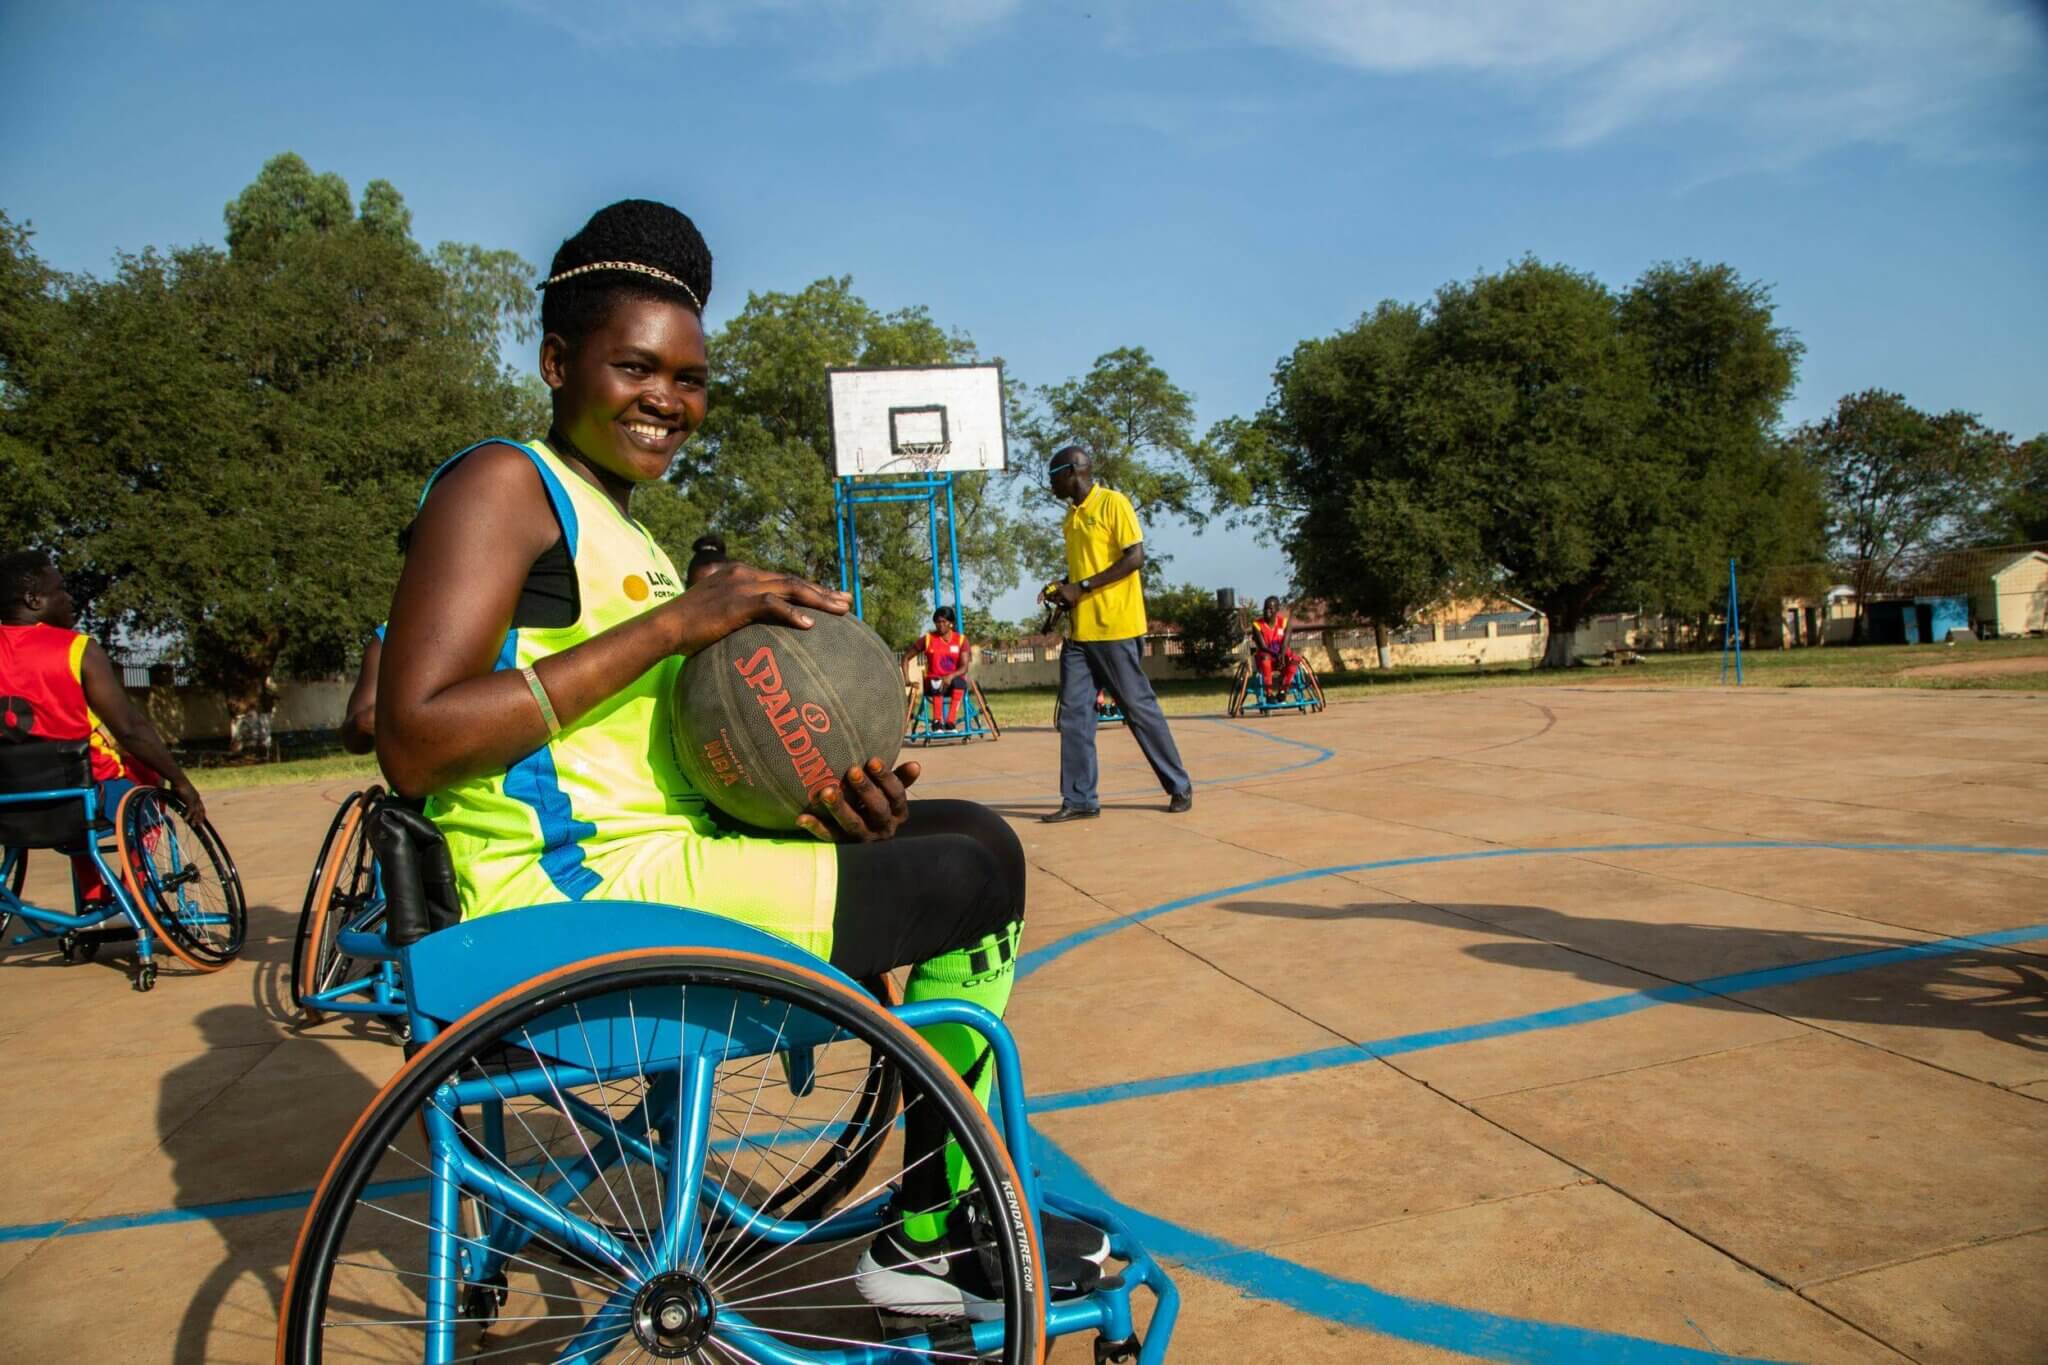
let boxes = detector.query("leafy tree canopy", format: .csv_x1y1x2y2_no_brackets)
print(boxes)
0,155,539,736
1212,258,1811,666
1793,388,2021,638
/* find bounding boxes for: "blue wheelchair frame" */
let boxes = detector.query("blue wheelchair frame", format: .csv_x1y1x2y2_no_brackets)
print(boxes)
289,831,1179,1362
293,790,408,1030
1229,649,1324,718
0,745,231,989
903,673,1001,745
0,781,157,973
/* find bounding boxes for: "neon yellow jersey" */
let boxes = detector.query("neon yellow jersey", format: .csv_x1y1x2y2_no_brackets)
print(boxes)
420,438,704,915
1061,485,1148,641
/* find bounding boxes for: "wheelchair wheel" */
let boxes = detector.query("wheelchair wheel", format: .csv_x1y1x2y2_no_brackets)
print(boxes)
758,973,903,1224
117,787,246,969
278,948,1047,1364
1226,664,1251,719
294,788,381,1020
1304,667,1327,713
971,679,1002,740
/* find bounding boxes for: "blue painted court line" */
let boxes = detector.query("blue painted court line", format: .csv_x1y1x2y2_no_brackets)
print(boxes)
1035,1134,1786,1364
1026,920,2048,1115
1019,839,2048,978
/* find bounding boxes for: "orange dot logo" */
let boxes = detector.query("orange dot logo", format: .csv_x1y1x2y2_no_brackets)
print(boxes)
623,574,650,602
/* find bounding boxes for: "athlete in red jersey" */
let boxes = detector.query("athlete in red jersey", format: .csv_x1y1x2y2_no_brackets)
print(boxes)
903,607,971,728
1250,596,1300,695
0,554,208,900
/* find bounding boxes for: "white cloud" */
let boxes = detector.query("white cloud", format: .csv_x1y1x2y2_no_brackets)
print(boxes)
500,0,1022,74
1232,0,2048,164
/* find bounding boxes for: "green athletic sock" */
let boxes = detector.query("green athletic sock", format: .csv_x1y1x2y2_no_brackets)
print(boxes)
899,920,1021,1244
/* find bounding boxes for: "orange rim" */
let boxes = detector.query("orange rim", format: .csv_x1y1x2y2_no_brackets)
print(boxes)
113,787,221,974
295,797,367,1020
277,944,1049,1365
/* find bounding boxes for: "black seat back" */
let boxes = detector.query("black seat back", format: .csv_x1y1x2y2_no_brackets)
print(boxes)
370,802,462,946
0,740,96,848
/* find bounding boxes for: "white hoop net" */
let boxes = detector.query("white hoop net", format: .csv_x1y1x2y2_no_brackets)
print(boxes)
894,441,953,473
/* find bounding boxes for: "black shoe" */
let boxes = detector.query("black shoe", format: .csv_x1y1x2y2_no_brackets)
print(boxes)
856,1220,1103,1320
1167,791,1193,814
1040,804,1100,824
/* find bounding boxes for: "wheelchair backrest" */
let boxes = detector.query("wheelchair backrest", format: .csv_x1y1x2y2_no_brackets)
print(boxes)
0,740,96,848
368,802,463,946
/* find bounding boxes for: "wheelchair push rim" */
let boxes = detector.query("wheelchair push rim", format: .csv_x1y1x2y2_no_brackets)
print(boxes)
279,947,1048,1365
294,787,382,1019
116,786,246,970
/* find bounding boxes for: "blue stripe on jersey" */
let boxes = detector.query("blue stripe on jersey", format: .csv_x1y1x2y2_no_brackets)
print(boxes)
492,630,601,901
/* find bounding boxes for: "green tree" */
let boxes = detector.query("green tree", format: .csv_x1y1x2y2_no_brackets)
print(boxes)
1216,302,1473,668
1012,346,1217,586
1793,390,2021,640
1988,434,2048,543
662,276,1040,645
1147,583,1243,674
1,158,537,745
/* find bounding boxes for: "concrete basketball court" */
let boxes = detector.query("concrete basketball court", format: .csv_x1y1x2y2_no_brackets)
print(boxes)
2,685,2044,1363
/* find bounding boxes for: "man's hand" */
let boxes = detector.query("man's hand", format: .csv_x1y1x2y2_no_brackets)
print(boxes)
1049,582,1083,609
171,777,208,829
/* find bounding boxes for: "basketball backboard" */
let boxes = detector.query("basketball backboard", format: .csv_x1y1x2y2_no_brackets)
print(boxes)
828,364,1007,478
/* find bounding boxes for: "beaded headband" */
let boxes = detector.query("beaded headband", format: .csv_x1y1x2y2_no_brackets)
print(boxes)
535,259,703,313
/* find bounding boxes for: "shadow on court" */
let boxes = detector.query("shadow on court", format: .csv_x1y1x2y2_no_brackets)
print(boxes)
1220,898,2048,1054
166,1003,382,1363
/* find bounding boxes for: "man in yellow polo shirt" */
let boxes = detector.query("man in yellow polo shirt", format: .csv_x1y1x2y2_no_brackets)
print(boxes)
1040,445,1193,822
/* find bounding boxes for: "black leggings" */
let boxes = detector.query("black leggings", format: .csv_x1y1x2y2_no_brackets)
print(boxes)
828,799,1024,978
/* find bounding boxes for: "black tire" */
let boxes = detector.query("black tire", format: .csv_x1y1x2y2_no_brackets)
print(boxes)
1227,665,1250,719
278,949,1047,1364
293,788,381,1015
972,680,1002,741
122,788,246,965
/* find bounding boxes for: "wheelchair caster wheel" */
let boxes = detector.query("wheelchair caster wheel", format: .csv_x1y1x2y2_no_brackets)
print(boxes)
459,1275,508,1328
59,931,98,964
135,963,158,992
1094,1335,1141,1364
391,1016,412,1046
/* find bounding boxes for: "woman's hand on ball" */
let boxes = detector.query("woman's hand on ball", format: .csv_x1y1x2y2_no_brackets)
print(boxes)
798,758,922,843
672,563,850,652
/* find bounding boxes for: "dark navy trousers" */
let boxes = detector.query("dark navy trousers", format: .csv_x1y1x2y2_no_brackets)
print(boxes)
1056,637,1192,810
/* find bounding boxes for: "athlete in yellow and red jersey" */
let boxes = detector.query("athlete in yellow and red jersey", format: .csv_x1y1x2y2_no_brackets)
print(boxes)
0,553,206,899
1251,595,1300,695
904,607,971,727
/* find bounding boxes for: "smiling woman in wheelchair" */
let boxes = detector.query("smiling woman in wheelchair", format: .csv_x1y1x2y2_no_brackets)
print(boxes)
374,199,1105,1319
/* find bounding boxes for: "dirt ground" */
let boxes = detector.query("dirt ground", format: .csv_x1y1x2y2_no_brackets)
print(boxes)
1899,655,2048,681
2,685,2044,1363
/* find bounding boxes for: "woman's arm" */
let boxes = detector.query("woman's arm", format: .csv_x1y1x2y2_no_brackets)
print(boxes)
376,445,850,798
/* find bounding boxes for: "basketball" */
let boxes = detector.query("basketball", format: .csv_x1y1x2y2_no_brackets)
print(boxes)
670,612,905,831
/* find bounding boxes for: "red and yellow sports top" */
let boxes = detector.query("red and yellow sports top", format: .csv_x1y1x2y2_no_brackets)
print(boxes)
918,629,969,678
0,623,125,782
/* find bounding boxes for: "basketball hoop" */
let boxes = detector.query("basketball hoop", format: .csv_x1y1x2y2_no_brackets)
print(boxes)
895,441,952,474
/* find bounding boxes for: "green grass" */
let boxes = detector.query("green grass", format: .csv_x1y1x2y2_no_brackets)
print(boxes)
188,750,381,792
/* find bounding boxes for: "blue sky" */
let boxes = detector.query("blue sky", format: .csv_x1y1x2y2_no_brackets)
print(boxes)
5,1,2044,619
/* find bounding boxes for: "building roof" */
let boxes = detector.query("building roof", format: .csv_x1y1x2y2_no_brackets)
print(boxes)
1989,549,2048,579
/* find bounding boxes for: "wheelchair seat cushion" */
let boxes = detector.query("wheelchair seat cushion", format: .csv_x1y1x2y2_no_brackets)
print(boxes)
0,740,97,849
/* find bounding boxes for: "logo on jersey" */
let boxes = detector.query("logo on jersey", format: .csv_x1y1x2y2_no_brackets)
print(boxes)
624,569,680,604
623,574,650,602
